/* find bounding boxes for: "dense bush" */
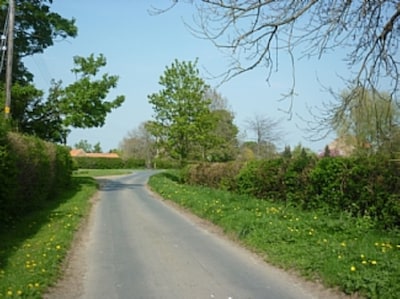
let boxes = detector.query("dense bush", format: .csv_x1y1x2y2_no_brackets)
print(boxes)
182,161,243,190
308,156,400,227
236,159,287,200
181,154,400,229
0,132,73,222
73,156,125,169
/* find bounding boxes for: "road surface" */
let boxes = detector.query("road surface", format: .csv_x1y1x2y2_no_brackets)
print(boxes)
47,170,347,299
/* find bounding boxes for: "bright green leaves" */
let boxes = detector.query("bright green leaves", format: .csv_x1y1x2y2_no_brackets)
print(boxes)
59,54,125,128
148,59,215,162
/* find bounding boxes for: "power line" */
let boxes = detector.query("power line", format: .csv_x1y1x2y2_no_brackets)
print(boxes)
0,4,9,75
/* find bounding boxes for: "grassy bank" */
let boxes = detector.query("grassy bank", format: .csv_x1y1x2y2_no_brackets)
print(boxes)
148,171,400,299
0,176,97,298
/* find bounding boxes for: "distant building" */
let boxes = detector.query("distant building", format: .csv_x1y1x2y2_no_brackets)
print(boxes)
70,149,119,158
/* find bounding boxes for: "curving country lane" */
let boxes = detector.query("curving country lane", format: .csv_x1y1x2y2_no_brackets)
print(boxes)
47,170,347,299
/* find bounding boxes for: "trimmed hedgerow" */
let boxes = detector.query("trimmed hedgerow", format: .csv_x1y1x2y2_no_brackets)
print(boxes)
0,132,73,224
73,156,124,169
181,154,400,229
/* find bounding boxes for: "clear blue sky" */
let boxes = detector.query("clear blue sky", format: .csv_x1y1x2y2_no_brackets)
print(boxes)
24,1,352,153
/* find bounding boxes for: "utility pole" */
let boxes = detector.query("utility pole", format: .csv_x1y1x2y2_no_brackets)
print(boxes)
5,0,15,119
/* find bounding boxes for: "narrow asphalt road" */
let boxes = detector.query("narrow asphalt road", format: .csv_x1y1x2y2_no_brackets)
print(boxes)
57,171,344,299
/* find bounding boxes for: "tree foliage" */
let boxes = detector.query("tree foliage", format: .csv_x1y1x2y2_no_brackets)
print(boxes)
330,88,400,155
59,54,125,128
2,54,124,143
160,1,400,100
0,0,77,83
148,59,215,163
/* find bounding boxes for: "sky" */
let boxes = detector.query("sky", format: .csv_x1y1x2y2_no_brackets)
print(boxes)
23,1,353,153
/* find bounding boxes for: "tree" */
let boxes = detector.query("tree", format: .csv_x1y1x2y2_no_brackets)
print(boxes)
119,121,156,167
74,139,93,153
3,54,125,143
93,142,102,153
59,54,125,128
0,0,77,83
330,87,400,155
147,59,215,163
245,113,283,159
160,1,400,101
203,87,239,161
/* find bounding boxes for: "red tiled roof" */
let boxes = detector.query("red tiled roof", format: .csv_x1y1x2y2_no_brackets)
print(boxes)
70,149,119,158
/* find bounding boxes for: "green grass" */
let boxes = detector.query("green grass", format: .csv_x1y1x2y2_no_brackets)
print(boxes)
0,176,98,299
148,171,400,299
73,168,133,177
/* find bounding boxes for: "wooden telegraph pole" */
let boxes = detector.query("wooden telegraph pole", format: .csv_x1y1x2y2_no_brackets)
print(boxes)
5,0,15,118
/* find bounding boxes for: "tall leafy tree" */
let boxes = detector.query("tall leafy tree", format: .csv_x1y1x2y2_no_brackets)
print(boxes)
148,59,214,163
205,88,239,161
5,54,125,143
59,54,125,128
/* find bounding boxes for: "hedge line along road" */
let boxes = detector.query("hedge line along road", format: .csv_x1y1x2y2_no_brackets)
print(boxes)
48,170,347,299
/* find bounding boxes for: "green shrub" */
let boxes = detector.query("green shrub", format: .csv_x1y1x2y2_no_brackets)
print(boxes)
0,133,73,224
181,161,243,190
73,157,124,169
124,157,146,169
236,159,287,200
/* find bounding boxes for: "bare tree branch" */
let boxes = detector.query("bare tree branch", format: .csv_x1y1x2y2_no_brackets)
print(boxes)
157,1,400,104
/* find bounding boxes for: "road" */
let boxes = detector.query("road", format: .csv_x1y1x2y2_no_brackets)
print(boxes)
48,170,346,299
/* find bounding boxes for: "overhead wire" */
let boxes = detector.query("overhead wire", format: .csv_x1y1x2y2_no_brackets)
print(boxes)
0,4,9,75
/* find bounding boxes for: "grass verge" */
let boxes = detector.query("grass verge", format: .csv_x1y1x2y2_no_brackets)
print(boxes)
0,176,98,299
148,171,400,299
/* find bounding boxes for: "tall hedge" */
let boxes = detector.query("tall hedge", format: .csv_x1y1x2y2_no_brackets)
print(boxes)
0,132,73,222
182,154,400,229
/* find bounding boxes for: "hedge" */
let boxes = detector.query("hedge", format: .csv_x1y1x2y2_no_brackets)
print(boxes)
0,132,73,223
182,155,400,229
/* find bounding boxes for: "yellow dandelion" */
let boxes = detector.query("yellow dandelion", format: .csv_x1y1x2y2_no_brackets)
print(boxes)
56,245,61,250
362,260,367,265
371,260,377,265
7,290,12,296
17,290,22,295
350,265,356,271
340,242,346,247
34,283,40,288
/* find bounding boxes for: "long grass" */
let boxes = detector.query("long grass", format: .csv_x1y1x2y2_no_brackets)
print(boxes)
0,176,97,298
148,171,400,299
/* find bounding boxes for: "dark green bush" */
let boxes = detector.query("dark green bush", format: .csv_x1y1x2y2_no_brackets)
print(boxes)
182,153,400,229
236,159,287,200
181,161,243,190
307,156,400,228
0,132,73,226
124,158,146,169
73,157,124,169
